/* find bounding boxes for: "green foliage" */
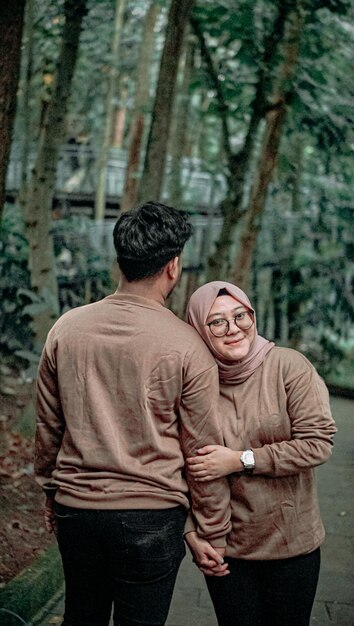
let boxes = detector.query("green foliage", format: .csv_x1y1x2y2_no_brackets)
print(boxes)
0,208,113,367
52,215,112,312
5,0,353,388
66,0,153,142
0,207,34,361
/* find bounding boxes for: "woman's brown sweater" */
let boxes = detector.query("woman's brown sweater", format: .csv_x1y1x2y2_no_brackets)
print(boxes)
220,346,336,559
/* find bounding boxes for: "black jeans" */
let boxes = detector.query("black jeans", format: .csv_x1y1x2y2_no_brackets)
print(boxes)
54,503,186,626
206,548,321,626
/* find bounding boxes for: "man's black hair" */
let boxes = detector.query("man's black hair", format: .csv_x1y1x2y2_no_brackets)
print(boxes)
113,201,193,281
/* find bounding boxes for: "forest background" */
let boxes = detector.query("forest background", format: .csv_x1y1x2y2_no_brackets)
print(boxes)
0,0,353,585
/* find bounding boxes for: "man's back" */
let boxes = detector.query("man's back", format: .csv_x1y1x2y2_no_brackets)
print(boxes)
34,202,231,626
36,292,222,513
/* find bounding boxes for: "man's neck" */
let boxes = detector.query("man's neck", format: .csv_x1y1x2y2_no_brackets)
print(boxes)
117,278,166,305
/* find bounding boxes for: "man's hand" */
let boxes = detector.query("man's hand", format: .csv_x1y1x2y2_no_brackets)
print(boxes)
44,494,57,534
185,532,229,577
187,445,242,481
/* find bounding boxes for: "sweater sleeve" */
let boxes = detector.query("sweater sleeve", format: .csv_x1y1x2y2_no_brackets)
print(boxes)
34,341,65,493
179,346,231,547
254,354,337,477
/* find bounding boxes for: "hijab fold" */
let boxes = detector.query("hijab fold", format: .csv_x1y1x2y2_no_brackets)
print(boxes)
187,281,274,385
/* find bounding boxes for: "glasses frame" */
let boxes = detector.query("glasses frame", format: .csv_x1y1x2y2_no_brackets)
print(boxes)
206,311,254,337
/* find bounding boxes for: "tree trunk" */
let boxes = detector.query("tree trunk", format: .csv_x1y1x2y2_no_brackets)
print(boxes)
0,0,26,222
137,0,194,203
94,0,125,220
120,2,160,213
25,0,87,344
112,83,128,148
193,2,294,280
232,0,306,290
18,0,34,212
285,137,304,347
287,269,303,348
168,34,195,208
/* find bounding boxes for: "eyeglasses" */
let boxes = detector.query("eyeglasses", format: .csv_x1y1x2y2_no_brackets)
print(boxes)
206,311,254,337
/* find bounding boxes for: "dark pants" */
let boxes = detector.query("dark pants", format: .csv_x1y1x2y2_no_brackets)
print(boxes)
206,548,321,626
54,503,186,626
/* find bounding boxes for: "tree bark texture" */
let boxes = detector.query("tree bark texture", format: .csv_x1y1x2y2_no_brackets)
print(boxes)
0,0,26,222
138,0,194,203
168,34,195,207
17,0,35,215
120,2,160,213
95,0,126,220
25,0,87,343
112,84,128,148
232,0,306,290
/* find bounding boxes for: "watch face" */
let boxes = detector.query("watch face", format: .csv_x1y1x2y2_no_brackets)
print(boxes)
242,450,254,469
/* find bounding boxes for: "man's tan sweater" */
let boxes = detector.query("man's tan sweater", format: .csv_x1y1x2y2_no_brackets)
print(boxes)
35,293,231,546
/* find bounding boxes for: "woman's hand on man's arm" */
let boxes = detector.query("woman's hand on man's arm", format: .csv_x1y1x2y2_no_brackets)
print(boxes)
187,445,242,480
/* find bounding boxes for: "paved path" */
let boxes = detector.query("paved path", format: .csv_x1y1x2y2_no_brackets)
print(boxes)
33,396,354,626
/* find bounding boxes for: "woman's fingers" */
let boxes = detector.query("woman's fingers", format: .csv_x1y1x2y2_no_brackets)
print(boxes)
186,445,220,465
198,559,230,576
196,445,219,455
200,565,230,577
187,456,216,476
187,455,209,466
188,469,214,481
188,464,208,474
186,454,211,469
188,446,240,479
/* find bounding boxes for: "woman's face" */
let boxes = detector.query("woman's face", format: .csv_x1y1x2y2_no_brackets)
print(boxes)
206,295,255,362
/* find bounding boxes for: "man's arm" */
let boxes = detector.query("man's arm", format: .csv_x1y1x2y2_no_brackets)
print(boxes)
35,344,65,494
179,346,231,547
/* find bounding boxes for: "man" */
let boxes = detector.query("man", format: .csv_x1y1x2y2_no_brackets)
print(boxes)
35,201,231,626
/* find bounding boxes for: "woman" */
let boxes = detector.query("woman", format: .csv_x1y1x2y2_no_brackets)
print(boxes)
185,281,336,626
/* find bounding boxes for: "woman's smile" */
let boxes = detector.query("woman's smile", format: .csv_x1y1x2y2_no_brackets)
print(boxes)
206,295,255,361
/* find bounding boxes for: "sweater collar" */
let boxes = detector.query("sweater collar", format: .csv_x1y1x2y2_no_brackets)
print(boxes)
105,291,167,311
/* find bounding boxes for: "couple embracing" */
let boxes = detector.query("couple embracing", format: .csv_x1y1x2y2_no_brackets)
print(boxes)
35,202,336,626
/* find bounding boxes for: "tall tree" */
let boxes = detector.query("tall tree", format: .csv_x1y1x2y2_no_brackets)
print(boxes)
120,1,160,213
0,0,26,222
94,0,126,220
138,0,194,203
18,0,34,211
191,2,294,280
25,0,87,344
232,0,307,289
168,33,195,207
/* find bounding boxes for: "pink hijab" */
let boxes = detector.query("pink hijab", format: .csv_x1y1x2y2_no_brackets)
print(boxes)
187,281,274,385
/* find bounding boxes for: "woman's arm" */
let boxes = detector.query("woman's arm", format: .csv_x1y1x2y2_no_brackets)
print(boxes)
188,354,337,481
252,358,336,477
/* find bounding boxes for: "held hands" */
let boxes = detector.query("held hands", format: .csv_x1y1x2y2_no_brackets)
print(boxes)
187,445,242,481
185,532,230,577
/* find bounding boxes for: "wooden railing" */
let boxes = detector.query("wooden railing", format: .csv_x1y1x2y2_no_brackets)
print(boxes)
6,143,226,216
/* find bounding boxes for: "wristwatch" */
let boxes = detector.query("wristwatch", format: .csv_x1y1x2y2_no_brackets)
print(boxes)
240,449,255,473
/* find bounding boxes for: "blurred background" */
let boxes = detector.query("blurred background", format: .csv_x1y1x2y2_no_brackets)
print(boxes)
1,0,353,387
